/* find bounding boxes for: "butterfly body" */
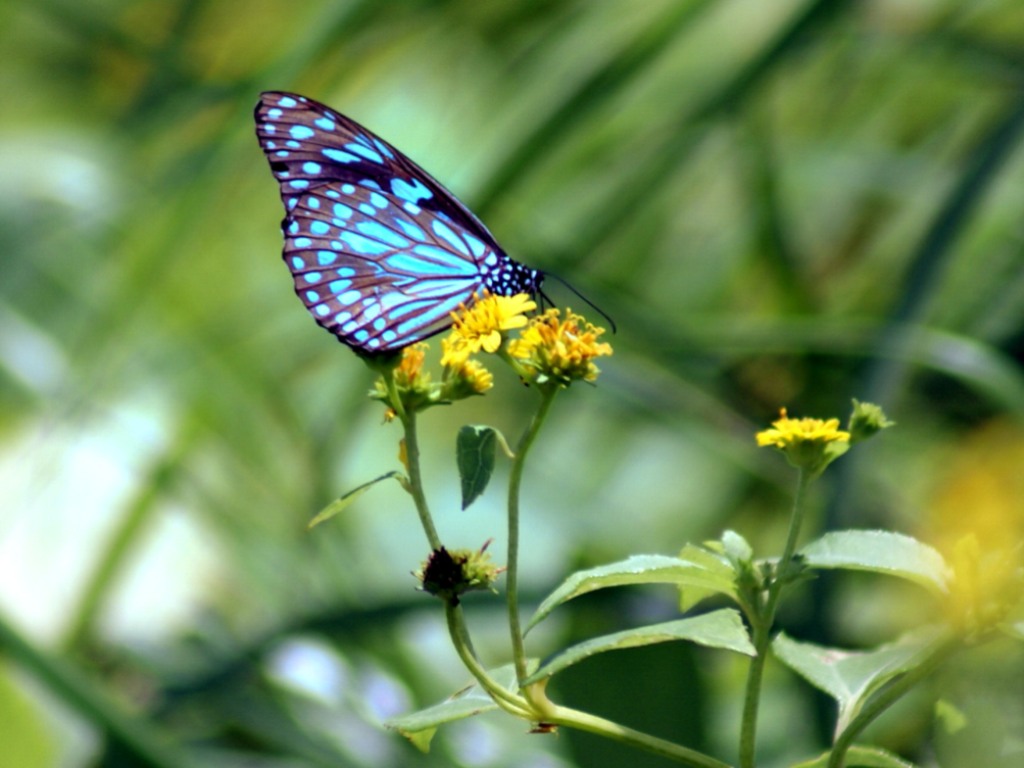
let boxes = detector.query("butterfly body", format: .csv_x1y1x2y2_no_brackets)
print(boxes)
254,91,543,354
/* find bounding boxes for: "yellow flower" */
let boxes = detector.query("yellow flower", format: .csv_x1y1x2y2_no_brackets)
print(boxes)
756,408,851,476
446,291,537,359
371,343,433,415
440,331,494,398
458,359,494,394
440,334,470,369
508,308,612,386
756,408,850,448
441,354,494,400
393,343,428,387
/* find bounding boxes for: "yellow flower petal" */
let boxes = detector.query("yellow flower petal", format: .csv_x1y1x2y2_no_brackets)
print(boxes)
445,291,537,358
755,408,850,448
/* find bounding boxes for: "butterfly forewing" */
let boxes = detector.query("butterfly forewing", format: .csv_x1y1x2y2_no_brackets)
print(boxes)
254,91,542,353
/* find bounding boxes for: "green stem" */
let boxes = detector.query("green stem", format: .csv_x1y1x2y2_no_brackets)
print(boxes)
827,632,961,768
399,410,442,551
381,364,442,550
738,619,769,768
443,603,533,717
506,388,558,685
739,467,811,768
546,704,734,768
445,598,735,767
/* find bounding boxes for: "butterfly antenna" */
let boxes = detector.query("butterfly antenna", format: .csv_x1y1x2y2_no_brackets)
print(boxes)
543,273,617,333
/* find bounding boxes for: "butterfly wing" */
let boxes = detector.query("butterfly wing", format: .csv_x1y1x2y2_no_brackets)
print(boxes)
254,91,540,353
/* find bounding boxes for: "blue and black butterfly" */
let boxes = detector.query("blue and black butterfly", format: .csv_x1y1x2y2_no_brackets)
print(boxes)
254,91,544,355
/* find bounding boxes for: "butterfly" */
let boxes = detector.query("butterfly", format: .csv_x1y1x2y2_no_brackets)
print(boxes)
254,91,544,355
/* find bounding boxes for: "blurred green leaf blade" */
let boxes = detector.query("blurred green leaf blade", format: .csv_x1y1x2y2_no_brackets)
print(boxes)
792,744,919,768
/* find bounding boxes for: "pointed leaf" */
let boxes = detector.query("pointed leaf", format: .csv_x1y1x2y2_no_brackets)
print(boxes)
527,554,737,632
384,663,523,746
457,425,497,509
801,530,951,595
677,543,738,612
773,628,945,733
525,609,754,683
791,744,919,768
307,471,403,529
403,728,436,753
721,529,753,565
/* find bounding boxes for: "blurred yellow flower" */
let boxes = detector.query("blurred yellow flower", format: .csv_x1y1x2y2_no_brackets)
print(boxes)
924,420,1024,630
508,308,612,385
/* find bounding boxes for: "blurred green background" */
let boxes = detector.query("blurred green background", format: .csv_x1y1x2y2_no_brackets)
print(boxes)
2,0,1024,766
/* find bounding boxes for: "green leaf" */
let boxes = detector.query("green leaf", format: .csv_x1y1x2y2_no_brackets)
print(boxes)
457,425,497,510
525,609,754,683
791,744,919,768
720,529,754,565
307,471,404,529
801,530,951,595
773,627,945,733
526,554,738,632
384,663,523,749
403,728,436,753
676,543,739,612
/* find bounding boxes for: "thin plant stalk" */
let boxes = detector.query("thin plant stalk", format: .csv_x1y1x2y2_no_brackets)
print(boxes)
739,467,812,768
443,603,534,718
543,702,736,768
505,388,558,685
396,406,442,551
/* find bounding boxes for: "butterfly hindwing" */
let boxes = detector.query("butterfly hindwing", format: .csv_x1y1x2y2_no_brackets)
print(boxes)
254,91,542,353
282,182,489,350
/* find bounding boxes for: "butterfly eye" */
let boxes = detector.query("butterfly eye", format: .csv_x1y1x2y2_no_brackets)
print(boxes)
255,91,544,354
